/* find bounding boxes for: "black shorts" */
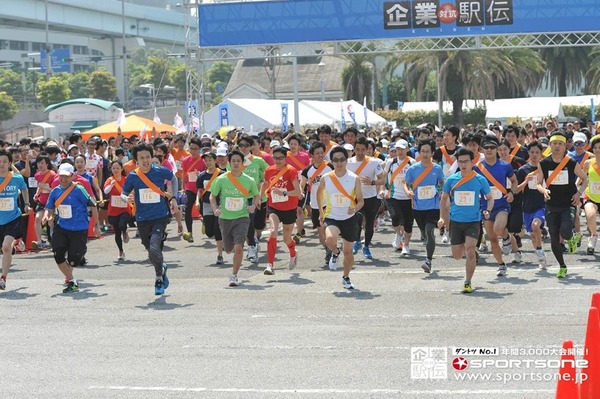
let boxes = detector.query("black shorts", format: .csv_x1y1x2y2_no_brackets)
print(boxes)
51,225,87,266
0,215,22,241
311,208,323,228
137,217,168,251
268,207,297,225
34,201,46,213
253,201,268,230
450,221,480,246
298,191,307,208
324,214,360,242
507,205,523,234
386,198,414,233
413,209,440,230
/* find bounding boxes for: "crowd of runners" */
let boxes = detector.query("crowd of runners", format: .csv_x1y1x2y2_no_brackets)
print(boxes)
0,118,599,294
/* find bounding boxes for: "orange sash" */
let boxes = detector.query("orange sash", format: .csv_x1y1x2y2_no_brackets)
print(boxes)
55,183,78,208
134,168,169,197
184,157,203,183
579,152,591,168
510,144,521,157
308,163,327,186
591,159,600,177
412,163,434,188
240,155,254,171
325,141,336,155
440,146,453,164
389,158,411,185
266,166,290,195
546,156,571,186
327,172,356,206
225,172,249,197
0,172,13,193
450,171,477,195
477,162,507,195
353,157,370,176
40,171,53,184
287,153,306,171
204,170,221,192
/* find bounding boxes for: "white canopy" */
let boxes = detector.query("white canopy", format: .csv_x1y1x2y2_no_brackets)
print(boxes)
203,98,385,133
485,97,565,124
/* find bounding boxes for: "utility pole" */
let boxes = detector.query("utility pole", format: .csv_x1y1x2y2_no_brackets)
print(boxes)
184,0,202,134
45,0,52,78
122,0,128,109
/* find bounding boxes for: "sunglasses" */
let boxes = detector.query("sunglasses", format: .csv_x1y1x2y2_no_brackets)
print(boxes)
574,142,586,147
238,143,251,148
482,146,497,150
273,156,286,160
331,157,346,163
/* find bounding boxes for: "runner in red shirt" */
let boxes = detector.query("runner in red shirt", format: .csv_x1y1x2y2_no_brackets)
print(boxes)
103,160,133,261
260,147,302,275
286,134,311,241
180,137,206,243
31,154,57,249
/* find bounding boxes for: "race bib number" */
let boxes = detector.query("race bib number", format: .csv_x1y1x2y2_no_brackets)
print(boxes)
0,198,14,211
393,176,405,188
332,193,351,208
139,188,161,204
187,171,198,183
528,178,537,190
454,191,475,206
590,181,600,195
225,197,244,211
111,195,128,208
490,186,503,200
176,160,183,171
28,177,38,188
86,159,98,170
549,170,568,185
39,183,51,193
57,204,72,219
417,185,436,200
271,191,287,203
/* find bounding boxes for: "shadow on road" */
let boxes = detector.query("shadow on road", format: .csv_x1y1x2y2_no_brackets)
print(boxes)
0,287,39,300
265,273,314,285
226,283,274,291
557,274,600,286
136,295,194,310
333,289,381,300
487,276,540,286
424,271,462,281
455,289,514,299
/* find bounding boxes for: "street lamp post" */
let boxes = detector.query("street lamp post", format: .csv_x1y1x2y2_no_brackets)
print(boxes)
318,61,325,101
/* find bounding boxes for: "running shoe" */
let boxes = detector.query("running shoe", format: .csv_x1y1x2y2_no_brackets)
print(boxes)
511,251,522,264
182,232,194,243
462,283,473,293
501,237,512,255
248,244,258,263
496,265,507,277
352,240,363,255
329,251,339,271
288,255,298,270
154,279,164,295
325,248,332,265
63,280,79,293
118,251,125,261
401,246,410,256
264,264,274,275
362,246,372,259
421,260,432,274
556,267,568,278
574,232,582,248
123,230,130,243
162,264,169,289
216,255,224,265
342,276,354,289
478,242,488,252
566,235,578,254
293,233,301,244
441,232,449,244
228,274,239,287
16,239,25,252
301,228,306,237
392,233,402,250
31,240,41,249
588,236,597,255
0,277,5,290
536,249,547,270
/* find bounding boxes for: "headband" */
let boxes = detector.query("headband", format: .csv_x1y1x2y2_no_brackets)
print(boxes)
549,135,566,144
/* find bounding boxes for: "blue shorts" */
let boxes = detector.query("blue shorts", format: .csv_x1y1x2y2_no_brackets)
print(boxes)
523,208,546,233
486,205,511,222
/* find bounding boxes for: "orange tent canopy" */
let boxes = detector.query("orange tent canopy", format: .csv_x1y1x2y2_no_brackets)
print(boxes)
81,115,177,139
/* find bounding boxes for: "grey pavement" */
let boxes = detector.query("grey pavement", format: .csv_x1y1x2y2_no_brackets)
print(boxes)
1,219,597,398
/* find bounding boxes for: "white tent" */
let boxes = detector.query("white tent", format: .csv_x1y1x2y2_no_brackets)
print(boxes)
203,99,384,133
485,97,565,124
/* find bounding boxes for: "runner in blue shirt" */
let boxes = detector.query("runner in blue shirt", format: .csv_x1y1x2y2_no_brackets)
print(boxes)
122,142,176,295
45,163,100,293
473,135,519,278
404,138,444,273
0,149,30,291
439,147,493,294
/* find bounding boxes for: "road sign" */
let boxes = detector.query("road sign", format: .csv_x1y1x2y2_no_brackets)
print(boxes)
40,48,71,73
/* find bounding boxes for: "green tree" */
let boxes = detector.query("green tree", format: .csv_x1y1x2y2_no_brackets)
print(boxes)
127,63,150,90
147,55,174,90
206,61,234,89
67,72,91,98
538,38,592,96
586,47,600,94
0,92,18,122
37,76,71,107
339,43,375,104
169,63,187,96
0,69,22,99
90,70,117,100
386,43,545,125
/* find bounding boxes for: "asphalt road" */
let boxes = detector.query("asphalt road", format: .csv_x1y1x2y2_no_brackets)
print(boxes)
1,217,597,398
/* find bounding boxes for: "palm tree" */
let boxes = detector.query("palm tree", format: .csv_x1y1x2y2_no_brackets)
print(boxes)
538,36,592,97
339,42,375,104
385,41,545,125
586,47,600,94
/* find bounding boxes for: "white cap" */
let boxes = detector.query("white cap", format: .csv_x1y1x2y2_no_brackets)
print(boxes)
58,163,75,176
270,140,281,148
201,133,212,140
215,147,228,157
573,132,587,143
217,142,228,149
381,139,389,146
342,143,354,151
396,139,409,149
391,128,401,136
